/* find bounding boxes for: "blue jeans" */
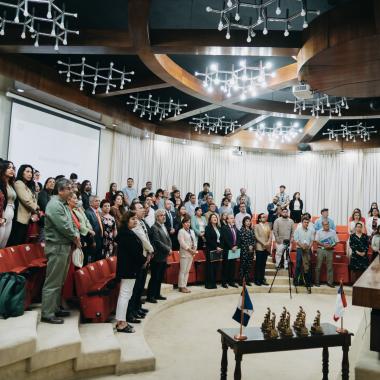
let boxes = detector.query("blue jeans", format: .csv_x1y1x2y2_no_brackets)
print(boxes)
294,248,311,287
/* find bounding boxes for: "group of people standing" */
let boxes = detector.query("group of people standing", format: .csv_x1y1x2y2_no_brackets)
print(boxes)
1,164,379,331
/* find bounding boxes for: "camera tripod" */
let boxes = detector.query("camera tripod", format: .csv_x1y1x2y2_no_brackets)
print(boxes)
268,244,298,298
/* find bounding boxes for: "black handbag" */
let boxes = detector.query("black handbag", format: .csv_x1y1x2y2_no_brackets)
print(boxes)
208,249,223,262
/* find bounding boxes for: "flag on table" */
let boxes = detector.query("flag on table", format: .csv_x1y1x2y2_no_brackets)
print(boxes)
333,283,347,321
232,287,253,327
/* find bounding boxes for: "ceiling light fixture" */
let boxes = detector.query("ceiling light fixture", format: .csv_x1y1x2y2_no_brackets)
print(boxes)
0,0,78,50
58,57,134,94
127,94,187,121
189,114,241,135
286,93,349,118
248,120,301,144
322,122,377,143
206,0,320,42
195,60,274,99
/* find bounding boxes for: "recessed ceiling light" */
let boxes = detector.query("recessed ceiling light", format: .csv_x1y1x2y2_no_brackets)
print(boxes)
16,88,25,93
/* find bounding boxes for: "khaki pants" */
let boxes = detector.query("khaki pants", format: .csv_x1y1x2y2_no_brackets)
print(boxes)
315,248,334,285
41,243,72,318
178,255,193,288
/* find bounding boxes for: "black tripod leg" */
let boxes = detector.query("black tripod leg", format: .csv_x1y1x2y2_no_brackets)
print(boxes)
268,265,281,293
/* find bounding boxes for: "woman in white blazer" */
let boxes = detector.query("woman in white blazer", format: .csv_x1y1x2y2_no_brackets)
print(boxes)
177,216,197,293
366,207,379,238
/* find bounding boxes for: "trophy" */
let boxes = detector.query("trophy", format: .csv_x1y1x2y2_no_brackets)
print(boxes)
277,307,287,334
261,308,272,334
268,313,279,339
293,306,308,337
310,310,324,335
282,312,294,337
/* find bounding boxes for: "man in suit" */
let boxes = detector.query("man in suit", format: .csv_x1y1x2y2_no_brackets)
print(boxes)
220,214,240,288
164,199,179,249
148,209,172,302
233,197,252,216
84,195,103,263
127,202,154,322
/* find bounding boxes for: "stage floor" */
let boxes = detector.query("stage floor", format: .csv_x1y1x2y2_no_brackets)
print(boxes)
97,292,364,380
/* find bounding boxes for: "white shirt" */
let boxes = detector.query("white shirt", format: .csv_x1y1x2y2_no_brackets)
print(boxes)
235,212,251,231
144,207,155,228
293,200,301,211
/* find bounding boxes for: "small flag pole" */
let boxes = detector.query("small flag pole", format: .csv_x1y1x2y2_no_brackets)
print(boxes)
336,279,348,334
234,277,248,341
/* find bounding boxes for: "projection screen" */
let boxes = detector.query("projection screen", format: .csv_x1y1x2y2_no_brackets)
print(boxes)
8,101,101,190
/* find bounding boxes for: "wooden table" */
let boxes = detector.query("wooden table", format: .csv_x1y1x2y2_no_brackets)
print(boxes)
218,323,352,380
352,257,380,352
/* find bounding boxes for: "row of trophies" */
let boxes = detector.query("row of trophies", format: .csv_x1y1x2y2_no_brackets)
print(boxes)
261,306,324,339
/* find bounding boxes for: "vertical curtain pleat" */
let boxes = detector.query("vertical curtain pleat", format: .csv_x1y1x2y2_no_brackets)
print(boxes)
107,132,380,224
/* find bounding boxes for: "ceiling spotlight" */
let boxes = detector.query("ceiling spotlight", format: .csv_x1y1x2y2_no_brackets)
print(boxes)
322,122,377,143
190,115,241,135
206,1,320,42
0,0,79,50
58,58,134,95
195,60,274,100
16,88,25,93
127,94,187,120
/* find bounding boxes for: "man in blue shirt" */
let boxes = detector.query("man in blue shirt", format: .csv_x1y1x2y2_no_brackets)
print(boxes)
122,177,138,207
314,208,336,231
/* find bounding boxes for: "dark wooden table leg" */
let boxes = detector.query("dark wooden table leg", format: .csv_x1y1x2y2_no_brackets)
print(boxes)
221,337,228,380
234,352,242,380
322,347,329,380
342,344,349,380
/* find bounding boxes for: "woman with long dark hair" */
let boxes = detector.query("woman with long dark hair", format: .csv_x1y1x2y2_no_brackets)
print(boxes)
349,222,370,283
115,211,146,333
110,193,126,229
0,160,16,248
80,180,92,210
37,177,55,242
238,215,255,285
204,213,222,289
289,192,303,223
105,182,118,202
368,202,379,217
8,164,39,245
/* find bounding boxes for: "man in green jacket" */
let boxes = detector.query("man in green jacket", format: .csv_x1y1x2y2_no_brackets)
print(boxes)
41,178,81,324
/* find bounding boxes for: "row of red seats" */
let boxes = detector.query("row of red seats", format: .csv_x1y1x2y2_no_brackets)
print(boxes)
0,243,46,309
74,257,118,323
289,251,351,284
165,250,255,285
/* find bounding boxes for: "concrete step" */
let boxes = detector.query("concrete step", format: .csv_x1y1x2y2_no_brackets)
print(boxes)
116,329,155,375
0,311,38,367
27,311,81,372
75,323,121,371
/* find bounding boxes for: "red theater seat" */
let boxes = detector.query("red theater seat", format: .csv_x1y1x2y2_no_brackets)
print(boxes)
193,250,206,283
165,251,180,285
336,225,348,233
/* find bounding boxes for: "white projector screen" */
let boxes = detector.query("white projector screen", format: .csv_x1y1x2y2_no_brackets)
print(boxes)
8,101,100,189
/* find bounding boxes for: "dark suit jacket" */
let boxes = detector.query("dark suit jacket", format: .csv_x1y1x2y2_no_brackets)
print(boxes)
220,224,240,250
164,210,178,232
115,227,146,279
205,224,222,252
81,192,91,210
85,208,102,236
151,222,172,262
289,199,303,212
233,205,252,216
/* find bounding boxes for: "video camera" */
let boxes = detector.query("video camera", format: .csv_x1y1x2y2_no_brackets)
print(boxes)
283,239,290,247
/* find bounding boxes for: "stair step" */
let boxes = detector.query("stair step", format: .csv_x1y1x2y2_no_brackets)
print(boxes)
116,330,155,375
27,311,81,372
75,323,121,371
0,310,38,367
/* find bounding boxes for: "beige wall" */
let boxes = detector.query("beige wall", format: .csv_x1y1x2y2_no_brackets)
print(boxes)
97,128,114,197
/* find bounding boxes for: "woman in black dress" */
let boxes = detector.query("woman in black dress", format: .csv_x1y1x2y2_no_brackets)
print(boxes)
349,222,370,283
238,216,255,286
289,192,303,223
115,211,146,333
204,213,222,289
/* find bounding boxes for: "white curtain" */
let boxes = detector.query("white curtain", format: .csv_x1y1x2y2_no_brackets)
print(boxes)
107,132,380,225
